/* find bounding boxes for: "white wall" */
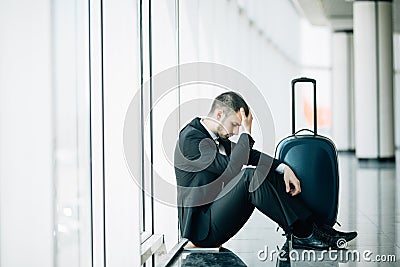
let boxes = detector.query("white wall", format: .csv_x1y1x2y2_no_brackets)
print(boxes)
0,0,54,266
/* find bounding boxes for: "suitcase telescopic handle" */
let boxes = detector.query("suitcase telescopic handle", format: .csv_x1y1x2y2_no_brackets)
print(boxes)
291,77,317,135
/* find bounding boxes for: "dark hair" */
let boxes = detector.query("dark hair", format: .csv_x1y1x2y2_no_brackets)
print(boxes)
209,91,249,116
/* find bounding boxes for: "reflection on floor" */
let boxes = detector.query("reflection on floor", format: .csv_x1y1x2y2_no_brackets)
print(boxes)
172,248,246,266
169,152,400,266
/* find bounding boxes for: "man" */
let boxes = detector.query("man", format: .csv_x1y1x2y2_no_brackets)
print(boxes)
174,91,357,250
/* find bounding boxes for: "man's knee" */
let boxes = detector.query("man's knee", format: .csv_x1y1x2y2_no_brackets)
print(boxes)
244,167,276,193
241,167,256,183
242,167,255,176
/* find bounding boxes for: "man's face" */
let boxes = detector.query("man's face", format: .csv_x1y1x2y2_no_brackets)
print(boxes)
216,111,242,139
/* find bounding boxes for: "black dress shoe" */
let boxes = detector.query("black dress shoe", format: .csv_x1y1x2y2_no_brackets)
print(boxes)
318,224,357,242
276,240,290,267
292,224,337,250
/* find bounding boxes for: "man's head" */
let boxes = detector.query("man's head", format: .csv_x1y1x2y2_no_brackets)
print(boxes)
207,91,249,139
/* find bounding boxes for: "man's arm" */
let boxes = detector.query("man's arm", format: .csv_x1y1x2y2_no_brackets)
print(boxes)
247,148,282,171
239,107,301,196
175,130,253,182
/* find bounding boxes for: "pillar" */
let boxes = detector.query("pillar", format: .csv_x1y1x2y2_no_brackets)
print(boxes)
353,0,394,159
332,31,355,151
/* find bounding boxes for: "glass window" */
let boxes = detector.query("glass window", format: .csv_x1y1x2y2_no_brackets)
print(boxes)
52,0,92,266
140,0,154,246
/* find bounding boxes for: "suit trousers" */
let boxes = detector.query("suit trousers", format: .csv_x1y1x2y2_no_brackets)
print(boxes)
193,167,313,247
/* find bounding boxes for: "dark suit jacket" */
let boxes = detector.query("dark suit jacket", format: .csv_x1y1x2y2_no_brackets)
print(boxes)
174,117,282,242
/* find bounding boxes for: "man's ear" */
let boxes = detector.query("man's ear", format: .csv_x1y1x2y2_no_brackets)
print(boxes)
216,109,224,121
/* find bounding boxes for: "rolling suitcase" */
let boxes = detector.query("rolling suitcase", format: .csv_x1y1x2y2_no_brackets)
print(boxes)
276,77,339,227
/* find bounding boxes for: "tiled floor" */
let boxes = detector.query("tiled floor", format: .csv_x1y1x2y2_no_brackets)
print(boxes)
169,151,400,266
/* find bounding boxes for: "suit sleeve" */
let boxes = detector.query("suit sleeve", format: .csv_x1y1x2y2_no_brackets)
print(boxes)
176,132,253,183
226,135,282,172
247,148,283,172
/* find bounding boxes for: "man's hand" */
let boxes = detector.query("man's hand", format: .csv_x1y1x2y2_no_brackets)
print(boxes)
240,107,253,134
283,166,301,196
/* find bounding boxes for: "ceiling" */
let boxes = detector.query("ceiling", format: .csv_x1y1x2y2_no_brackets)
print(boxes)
292,0,400,32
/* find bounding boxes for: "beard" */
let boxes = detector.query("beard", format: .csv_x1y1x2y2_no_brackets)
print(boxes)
217,126,230,139
216,115,232,139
